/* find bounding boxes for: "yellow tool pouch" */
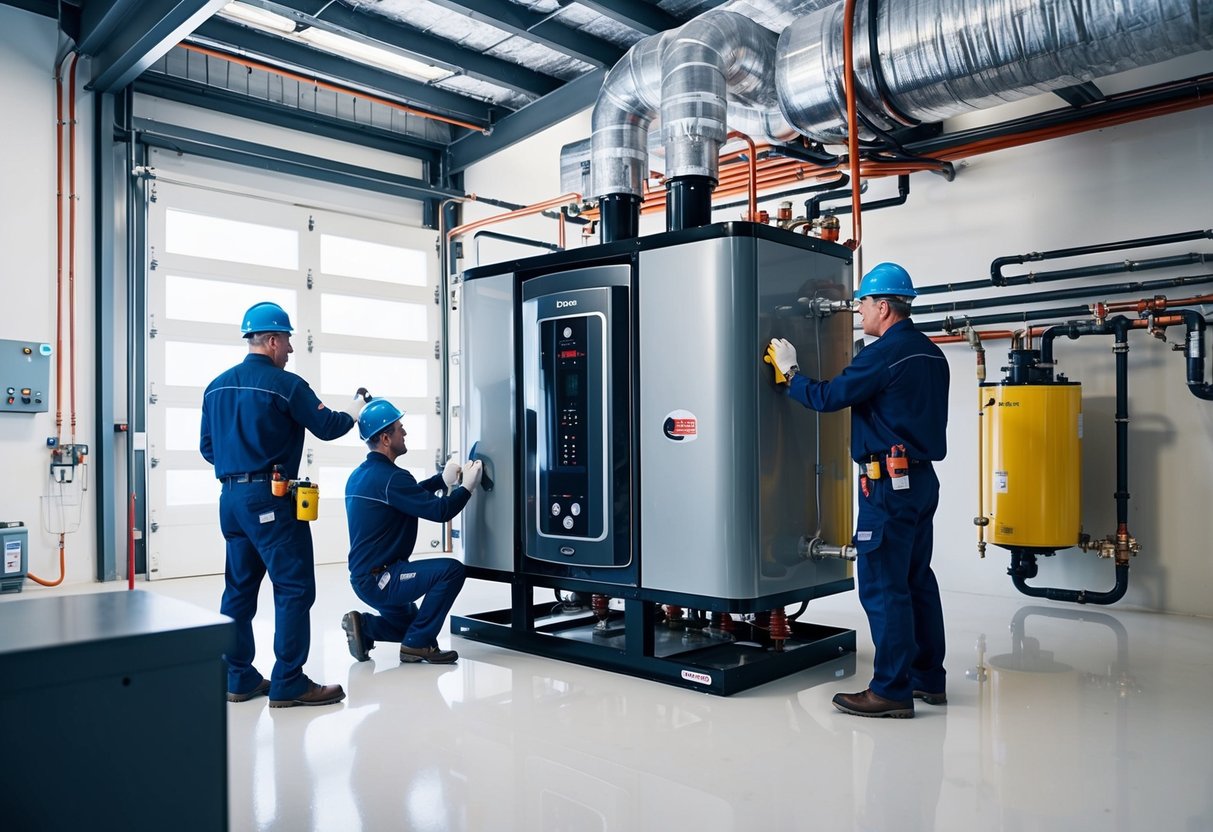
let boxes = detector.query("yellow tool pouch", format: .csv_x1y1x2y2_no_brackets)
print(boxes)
294,481,319,521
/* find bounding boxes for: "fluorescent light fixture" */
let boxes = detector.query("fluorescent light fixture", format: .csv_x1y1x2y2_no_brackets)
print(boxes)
217,2,296,34
296,27,453,82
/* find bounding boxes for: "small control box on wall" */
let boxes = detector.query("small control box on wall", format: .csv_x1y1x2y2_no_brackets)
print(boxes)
0,339,52,413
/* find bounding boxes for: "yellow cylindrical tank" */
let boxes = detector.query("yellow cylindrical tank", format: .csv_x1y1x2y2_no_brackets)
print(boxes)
981,382,1081,549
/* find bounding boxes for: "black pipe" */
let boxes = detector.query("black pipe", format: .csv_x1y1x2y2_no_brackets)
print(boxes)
917,303,1095,333
1176,310,1213,400
473,229,560,264
760,143,842,167
1010,554,1130,605
821,175,910,216
712,172,849,213
917,252,1212,296
806,179,868,221
598,193,639,243
666,175,714,232
916,271,1213,316
991,229,1213,286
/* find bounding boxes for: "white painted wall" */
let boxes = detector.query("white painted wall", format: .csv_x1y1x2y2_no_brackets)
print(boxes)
0,6,98,588
464,64,1213,617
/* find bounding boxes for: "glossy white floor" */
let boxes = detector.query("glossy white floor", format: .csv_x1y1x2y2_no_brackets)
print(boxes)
27,564,1213,831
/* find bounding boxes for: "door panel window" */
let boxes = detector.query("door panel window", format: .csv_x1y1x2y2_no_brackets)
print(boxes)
320,353,428,399
166,209,299,269
167,469,221,506
165,407,202,451
165,342,247,388
320,233,425,285
321,293,427,341
167,275,297,326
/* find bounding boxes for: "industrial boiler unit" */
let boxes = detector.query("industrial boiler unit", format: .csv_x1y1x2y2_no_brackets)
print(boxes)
454,222,859,694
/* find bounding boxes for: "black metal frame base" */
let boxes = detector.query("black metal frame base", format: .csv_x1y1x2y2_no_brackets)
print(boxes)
452,599,856,696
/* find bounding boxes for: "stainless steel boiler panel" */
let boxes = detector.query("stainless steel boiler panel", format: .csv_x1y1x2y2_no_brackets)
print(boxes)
637,235,853,599
459,272,516,573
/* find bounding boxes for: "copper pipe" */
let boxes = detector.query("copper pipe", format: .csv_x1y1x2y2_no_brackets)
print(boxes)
69,54,78,442
841,0,862,252
27,535,66,587
1104,292,1213,314
447,193,581,241
558,207,566,249
726,130,758,220
179,42,488,133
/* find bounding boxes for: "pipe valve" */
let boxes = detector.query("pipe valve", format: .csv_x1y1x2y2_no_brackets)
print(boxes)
799,536,856,561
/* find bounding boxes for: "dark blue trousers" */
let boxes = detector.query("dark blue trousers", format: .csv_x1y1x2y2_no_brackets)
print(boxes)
351,557,466,649
854,465,947,701
219,481,316,700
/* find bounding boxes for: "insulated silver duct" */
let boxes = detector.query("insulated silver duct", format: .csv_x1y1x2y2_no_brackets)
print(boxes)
590,10,787,199
778,0,1213,144
661,11,782,182
590,35,663,200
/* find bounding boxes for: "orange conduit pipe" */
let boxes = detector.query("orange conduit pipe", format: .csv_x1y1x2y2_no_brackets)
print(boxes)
841,0,862,252
30,51,78,589
447,193,582,241
179,43,489,134
69,53,78,443
726,130,758,220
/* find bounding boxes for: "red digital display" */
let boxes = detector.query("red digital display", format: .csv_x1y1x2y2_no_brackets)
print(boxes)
558,349,580,359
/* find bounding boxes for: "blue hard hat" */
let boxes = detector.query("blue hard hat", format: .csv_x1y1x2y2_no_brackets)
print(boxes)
856,262,918,299
358,398,403,441
241,302,294,337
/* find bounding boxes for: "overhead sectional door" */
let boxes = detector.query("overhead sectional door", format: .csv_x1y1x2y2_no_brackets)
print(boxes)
146,179,440,579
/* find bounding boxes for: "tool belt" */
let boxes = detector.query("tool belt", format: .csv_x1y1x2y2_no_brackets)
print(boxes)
221,472,271,484
858,453,928,478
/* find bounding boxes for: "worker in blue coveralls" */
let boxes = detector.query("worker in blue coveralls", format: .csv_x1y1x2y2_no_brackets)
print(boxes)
341,398,483,665
201,301,366,708
766,262,950,718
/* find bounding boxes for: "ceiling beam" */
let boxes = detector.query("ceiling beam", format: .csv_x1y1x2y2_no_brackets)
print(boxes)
80,0,228,92
259,0,561,99
191,17,497,126
134,73,446,163
448,68,603,173
424,0,624,69
134,118,464,202
568,0,679,36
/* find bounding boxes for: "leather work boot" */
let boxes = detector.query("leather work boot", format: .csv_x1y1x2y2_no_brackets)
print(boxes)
269,682,346,708
399,644,459,664
913,689,948,705
342,611,374,662
226,678,270,703
832,689,915,718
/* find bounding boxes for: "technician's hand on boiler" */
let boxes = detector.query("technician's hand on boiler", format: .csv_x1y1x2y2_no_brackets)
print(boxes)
462,460,484,493
442,458,462,489
767,337,799,383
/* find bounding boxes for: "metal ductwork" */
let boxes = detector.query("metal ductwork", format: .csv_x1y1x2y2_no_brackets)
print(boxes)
777,0,1213,144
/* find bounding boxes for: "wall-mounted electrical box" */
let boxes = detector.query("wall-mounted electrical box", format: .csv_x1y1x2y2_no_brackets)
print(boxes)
1,522,28,594
0,339,51,413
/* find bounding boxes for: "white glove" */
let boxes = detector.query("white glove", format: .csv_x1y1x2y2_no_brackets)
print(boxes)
462,460,484,493
769,338,799,378
442,458,462,489
340,388,370,418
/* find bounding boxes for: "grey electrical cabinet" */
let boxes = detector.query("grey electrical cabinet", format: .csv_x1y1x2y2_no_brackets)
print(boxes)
0,338,51,413
0,591,235,831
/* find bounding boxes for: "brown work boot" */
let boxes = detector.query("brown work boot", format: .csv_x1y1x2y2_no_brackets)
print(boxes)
913,689,948,705
832,689,914,718
342,611,373,662
269,682,346,708
399,644,459,664
226,678,270,703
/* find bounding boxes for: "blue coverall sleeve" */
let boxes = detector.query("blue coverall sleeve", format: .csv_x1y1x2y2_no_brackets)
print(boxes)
385,471,471,523
199,399,214,465
788,344,889,412
285,378,356,440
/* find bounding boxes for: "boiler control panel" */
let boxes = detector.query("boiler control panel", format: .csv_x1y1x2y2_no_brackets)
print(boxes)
0,340,51,413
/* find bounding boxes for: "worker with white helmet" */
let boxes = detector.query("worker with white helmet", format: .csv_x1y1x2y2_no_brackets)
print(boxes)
342,398,483,665
767,262,950,718
201,301,366,708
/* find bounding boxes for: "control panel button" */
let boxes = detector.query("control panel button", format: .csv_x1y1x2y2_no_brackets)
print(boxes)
570,503,581,516
562,326,573,338
550,502,561,516
562,515,574,530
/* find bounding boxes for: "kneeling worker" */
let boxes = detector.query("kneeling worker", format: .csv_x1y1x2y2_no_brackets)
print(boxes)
343,398,483,664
